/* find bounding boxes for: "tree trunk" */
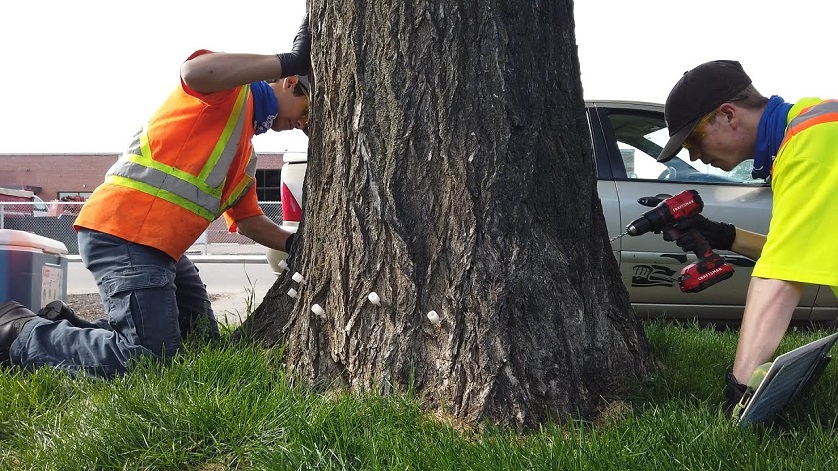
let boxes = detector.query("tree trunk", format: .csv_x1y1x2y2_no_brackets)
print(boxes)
237,0,655,429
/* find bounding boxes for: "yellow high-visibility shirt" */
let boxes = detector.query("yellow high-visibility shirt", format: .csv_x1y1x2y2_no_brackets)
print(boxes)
753,97,838,292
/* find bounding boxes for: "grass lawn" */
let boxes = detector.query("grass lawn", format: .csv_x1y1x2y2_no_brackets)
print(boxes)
1,322,836,470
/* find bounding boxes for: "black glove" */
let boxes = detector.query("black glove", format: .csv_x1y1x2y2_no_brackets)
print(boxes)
666,231,711,255
284,232,297,253
664,215,736,252
276,15,311,78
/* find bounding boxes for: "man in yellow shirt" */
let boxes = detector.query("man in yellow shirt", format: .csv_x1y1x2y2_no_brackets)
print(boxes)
656,60,838,414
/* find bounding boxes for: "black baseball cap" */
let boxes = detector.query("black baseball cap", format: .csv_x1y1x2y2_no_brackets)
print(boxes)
657,60,752,162
297,74,310,97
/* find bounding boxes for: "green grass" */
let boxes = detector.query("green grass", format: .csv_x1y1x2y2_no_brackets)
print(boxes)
1,322,836,470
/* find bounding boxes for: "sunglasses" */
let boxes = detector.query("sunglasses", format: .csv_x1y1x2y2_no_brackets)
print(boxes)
682,109,718,151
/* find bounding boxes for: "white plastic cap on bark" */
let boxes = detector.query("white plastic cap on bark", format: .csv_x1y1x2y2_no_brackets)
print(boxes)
311,304,324,316
427,310,440,325
292,272,305,283
287,288,298,298
278,260,289,272
367,292,381,305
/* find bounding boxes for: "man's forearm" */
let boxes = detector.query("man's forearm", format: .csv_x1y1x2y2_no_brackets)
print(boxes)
234,214,294,252
730,227,767,260
733,277,803,381
181,53,283,94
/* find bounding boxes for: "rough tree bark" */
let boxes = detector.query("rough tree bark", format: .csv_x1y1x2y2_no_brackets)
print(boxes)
237,0,655,429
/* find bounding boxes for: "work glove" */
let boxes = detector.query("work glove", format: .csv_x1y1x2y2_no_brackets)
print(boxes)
276,14,311,78
663,215,736,252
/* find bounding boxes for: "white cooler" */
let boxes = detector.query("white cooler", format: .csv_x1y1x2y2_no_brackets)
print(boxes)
0,229,69,311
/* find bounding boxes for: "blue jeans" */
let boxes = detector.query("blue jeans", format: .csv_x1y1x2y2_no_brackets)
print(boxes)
10,228,219,377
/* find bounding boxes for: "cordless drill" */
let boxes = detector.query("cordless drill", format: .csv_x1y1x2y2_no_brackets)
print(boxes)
626,190,735,293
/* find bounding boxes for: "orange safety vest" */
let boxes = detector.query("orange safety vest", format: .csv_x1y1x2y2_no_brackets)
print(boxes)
75,83,258,260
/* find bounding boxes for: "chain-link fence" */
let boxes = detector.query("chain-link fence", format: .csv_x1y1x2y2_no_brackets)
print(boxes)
0,201,282,257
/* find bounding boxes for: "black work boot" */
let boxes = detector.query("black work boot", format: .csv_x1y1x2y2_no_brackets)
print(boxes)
37,300,87,326
0,301,38,365
723,371,747,419
725,363,772,422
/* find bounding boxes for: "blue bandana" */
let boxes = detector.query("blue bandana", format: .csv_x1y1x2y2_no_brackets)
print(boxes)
250,81,278,135
752,95,793,179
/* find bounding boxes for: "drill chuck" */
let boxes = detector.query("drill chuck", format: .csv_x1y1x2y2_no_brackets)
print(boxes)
626,218,651,237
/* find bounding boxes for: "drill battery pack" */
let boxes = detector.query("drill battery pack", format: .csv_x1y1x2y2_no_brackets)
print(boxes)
677,252,735,293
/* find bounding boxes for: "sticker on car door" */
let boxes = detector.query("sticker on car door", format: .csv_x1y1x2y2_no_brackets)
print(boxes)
631,264,677,288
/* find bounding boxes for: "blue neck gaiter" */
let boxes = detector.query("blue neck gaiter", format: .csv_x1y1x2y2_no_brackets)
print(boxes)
250,81,278,135
752,95,793,179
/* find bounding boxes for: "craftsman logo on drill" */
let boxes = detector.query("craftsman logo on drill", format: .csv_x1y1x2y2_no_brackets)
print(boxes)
697,266,725,281
672,201,692,213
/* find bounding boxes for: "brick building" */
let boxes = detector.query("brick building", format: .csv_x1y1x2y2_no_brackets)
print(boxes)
0,152,287,202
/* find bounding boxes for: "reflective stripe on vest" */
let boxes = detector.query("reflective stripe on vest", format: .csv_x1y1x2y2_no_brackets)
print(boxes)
779,99,838,151
220,149,257,213
104,85,253,221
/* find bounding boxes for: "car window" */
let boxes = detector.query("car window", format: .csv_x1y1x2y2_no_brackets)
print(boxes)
33,196,48,211
605,109,764,185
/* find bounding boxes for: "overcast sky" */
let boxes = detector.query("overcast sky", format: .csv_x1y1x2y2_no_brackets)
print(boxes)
1,0,836,154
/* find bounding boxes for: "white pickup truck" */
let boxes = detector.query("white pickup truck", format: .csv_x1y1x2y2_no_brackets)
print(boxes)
0,188,49,218
266,101,838,323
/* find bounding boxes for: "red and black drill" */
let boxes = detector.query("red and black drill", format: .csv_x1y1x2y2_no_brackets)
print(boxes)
623,189,734,293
